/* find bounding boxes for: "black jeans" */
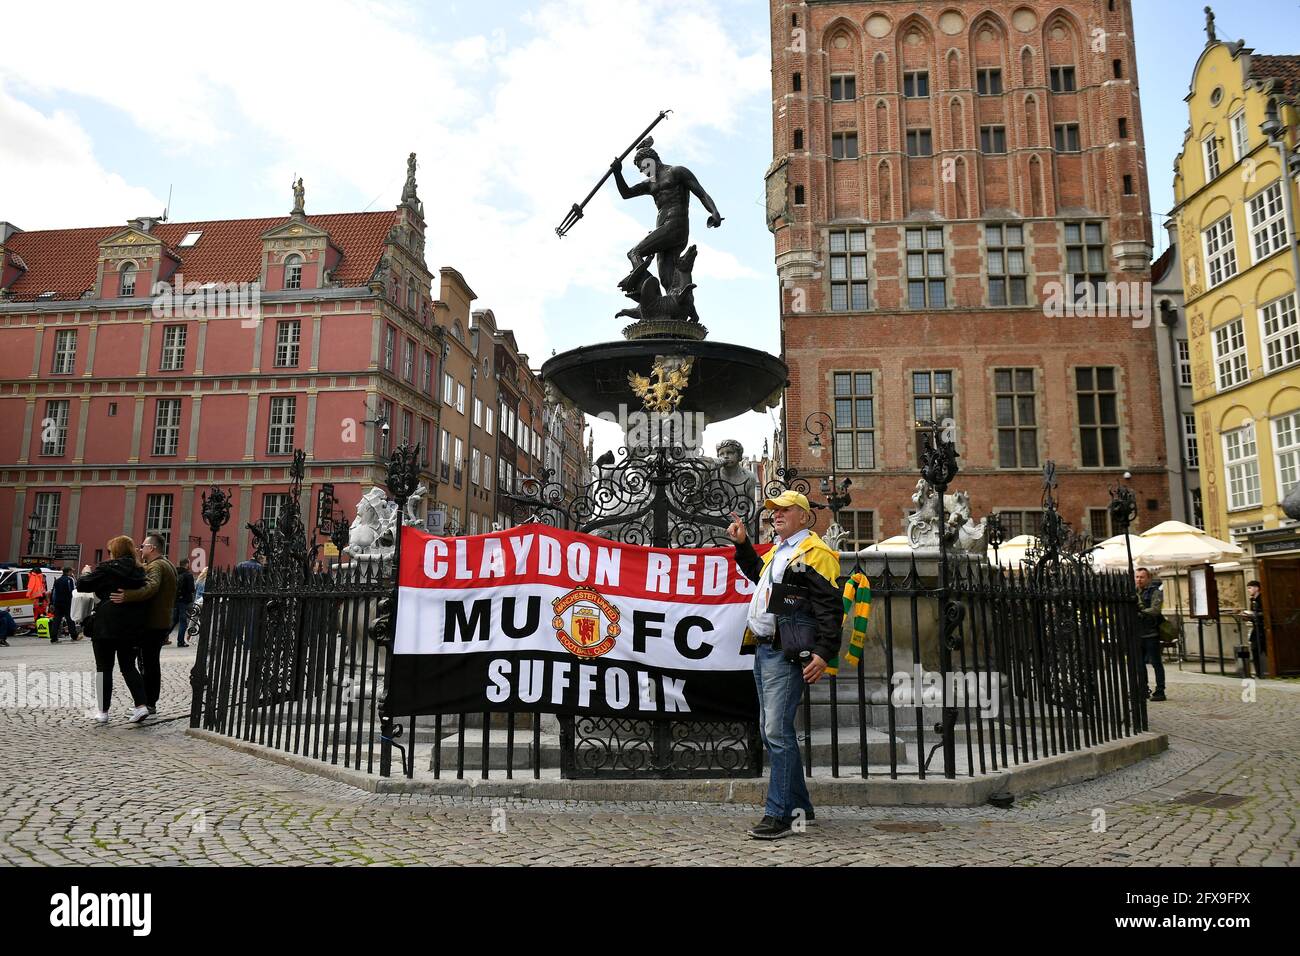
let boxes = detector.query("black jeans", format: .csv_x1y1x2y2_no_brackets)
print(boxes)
50,610,77,642
137,629,168,708
92,638,146,711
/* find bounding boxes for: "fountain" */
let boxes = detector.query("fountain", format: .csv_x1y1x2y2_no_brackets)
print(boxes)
543,117,785,451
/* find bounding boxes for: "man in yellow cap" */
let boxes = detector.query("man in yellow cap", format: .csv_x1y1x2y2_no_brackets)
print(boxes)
727,491,843,839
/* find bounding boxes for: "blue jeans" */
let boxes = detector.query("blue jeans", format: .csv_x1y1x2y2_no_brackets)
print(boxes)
753,643,812,821
1141,637,1165,693
172,602,193,641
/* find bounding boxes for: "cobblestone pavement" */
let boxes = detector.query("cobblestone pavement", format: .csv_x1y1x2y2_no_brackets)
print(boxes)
1,637,1295,866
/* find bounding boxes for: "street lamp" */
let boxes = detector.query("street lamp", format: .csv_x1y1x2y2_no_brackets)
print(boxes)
26,511,40,555
201,486,233,570
803,411,852,528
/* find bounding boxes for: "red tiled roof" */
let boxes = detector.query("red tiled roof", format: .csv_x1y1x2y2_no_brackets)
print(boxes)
2,210,398,302
1250,54,1300,101
1151,244,1176,285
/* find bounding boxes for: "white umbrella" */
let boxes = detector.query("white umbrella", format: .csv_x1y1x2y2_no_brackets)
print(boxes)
1136,520,1244,627
863,534,912,552
1136,520,1243,567
989,534,1037,566
1090,532,1148,571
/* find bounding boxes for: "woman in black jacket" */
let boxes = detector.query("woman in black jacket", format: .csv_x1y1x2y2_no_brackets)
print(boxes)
78,535,149,723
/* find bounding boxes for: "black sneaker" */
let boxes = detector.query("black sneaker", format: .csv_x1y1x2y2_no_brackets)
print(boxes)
1150,691,1167,702
748,815,794,840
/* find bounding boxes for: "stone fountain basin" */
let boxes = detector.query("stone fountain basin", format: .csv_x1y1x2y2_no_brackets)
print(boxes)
541,338,787,424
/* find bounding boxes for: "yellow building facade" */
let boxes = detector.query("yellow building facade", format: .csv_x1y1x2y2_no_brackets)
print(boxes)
1172,36,1300,548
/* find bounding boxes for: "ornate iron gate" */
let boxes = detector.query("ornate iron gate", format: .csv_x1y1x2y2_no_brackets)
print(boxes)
509,446,768,778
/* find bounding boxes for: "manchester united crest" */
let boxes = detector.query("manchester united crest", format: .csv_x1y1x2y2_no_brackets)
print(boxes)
551,587,621,658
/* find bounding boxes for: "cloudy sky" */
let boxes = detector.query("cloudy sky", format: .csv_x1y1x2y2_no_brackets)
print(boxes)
2,0,1299,461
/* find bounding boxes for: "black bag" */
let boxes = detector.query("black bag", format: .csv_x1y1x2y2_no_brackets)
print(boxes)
81,610,97,639
769,581,818,664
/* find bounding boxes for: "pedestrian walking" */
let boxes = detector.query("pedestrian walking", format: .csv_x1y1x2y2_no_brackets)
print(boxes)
1135,567,1166,702
110,533,177,716
77,536,150,723
727,492,843,840
173,559,196,648
50,567,79,644
1246,579,1267,678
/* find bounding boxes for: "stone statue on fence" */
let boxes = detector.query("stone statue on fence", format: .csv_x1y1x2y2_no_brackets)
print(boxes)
906,479,987,553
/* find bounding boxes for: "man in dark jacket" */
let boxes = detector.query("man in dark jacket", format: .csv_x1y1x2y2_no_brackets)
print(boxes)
50,568,78,644
173,559,196,647
111,533,177,714
1135,567,1166,701
0,608,15,646
727,491,843,840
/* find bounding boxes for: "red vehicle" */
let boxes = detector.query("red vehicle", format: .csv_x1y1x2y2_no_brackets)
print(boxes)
0,566,59,628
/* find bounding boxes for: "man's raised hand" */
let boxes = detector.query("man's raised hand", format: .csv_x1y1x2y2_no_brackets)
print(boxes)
726,511,747,544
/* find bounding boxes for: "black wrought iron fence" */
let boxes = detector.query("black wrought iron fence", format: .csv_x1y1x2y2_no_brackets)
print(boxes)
793,554,1147,782
189,561,396,775
186,442,1151,783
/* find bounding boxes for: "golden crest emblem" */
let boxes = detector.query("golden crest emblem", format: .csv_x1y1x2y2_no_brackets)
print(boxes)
627,356,694,413
552,587,621,658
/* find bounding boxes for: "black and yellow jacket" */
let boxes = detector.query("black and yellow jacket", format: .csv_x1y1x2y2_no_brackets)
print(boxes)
733,532,843,664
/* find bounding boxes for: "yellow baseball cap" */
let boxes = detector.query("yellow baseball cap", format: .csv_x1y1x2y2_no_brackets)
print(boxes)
763,490,811,513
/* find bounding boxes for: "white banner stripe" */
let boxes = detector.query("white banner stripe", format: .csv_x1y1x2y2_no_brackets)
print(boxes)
394,584,753,672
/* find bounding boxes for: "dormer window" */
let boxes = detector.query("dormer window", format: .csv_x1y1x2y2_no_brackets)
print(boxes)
178,231,202,248
119,263,136,297
284,254,303,290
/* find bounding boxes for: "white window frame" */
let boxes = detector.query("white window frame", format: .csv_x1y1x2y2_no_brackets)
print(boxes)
1177,339,1192,387
485,407,494,436
1202,134,1221,181
160,324,187,371
274,320,301,368
403,340,415,382
473,397,482,427
383,326,395,370
33,492,60,554
267,396,297,455
41,399,69,456
261,493,291,532
1223,424,1262,511
284,254,303,290
1259,293,1299,374
152,398,182,456
145,494,174,548
471,447,481,486
454,437,464,487
443,374,455,405
1273,411,1300,501
1230,109,1248,162
1212,318,1249,391
52,329,77,374
422,352,433,394
1247,181,1286,264
456,383,466,414
1202,214,1238,289
1183,412,1199,467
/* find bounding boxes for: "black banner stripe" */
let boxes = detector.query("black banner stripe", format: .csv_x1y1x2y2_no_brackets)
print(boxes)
386,650,758,721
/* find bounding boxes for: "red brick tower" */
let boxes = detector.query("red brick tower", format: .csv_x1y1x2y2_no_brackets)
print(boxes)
767,0,1166,547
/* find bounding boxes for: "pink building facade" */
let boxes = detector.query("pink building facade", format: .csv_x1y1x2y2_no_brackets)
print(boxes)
0,161,522,567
